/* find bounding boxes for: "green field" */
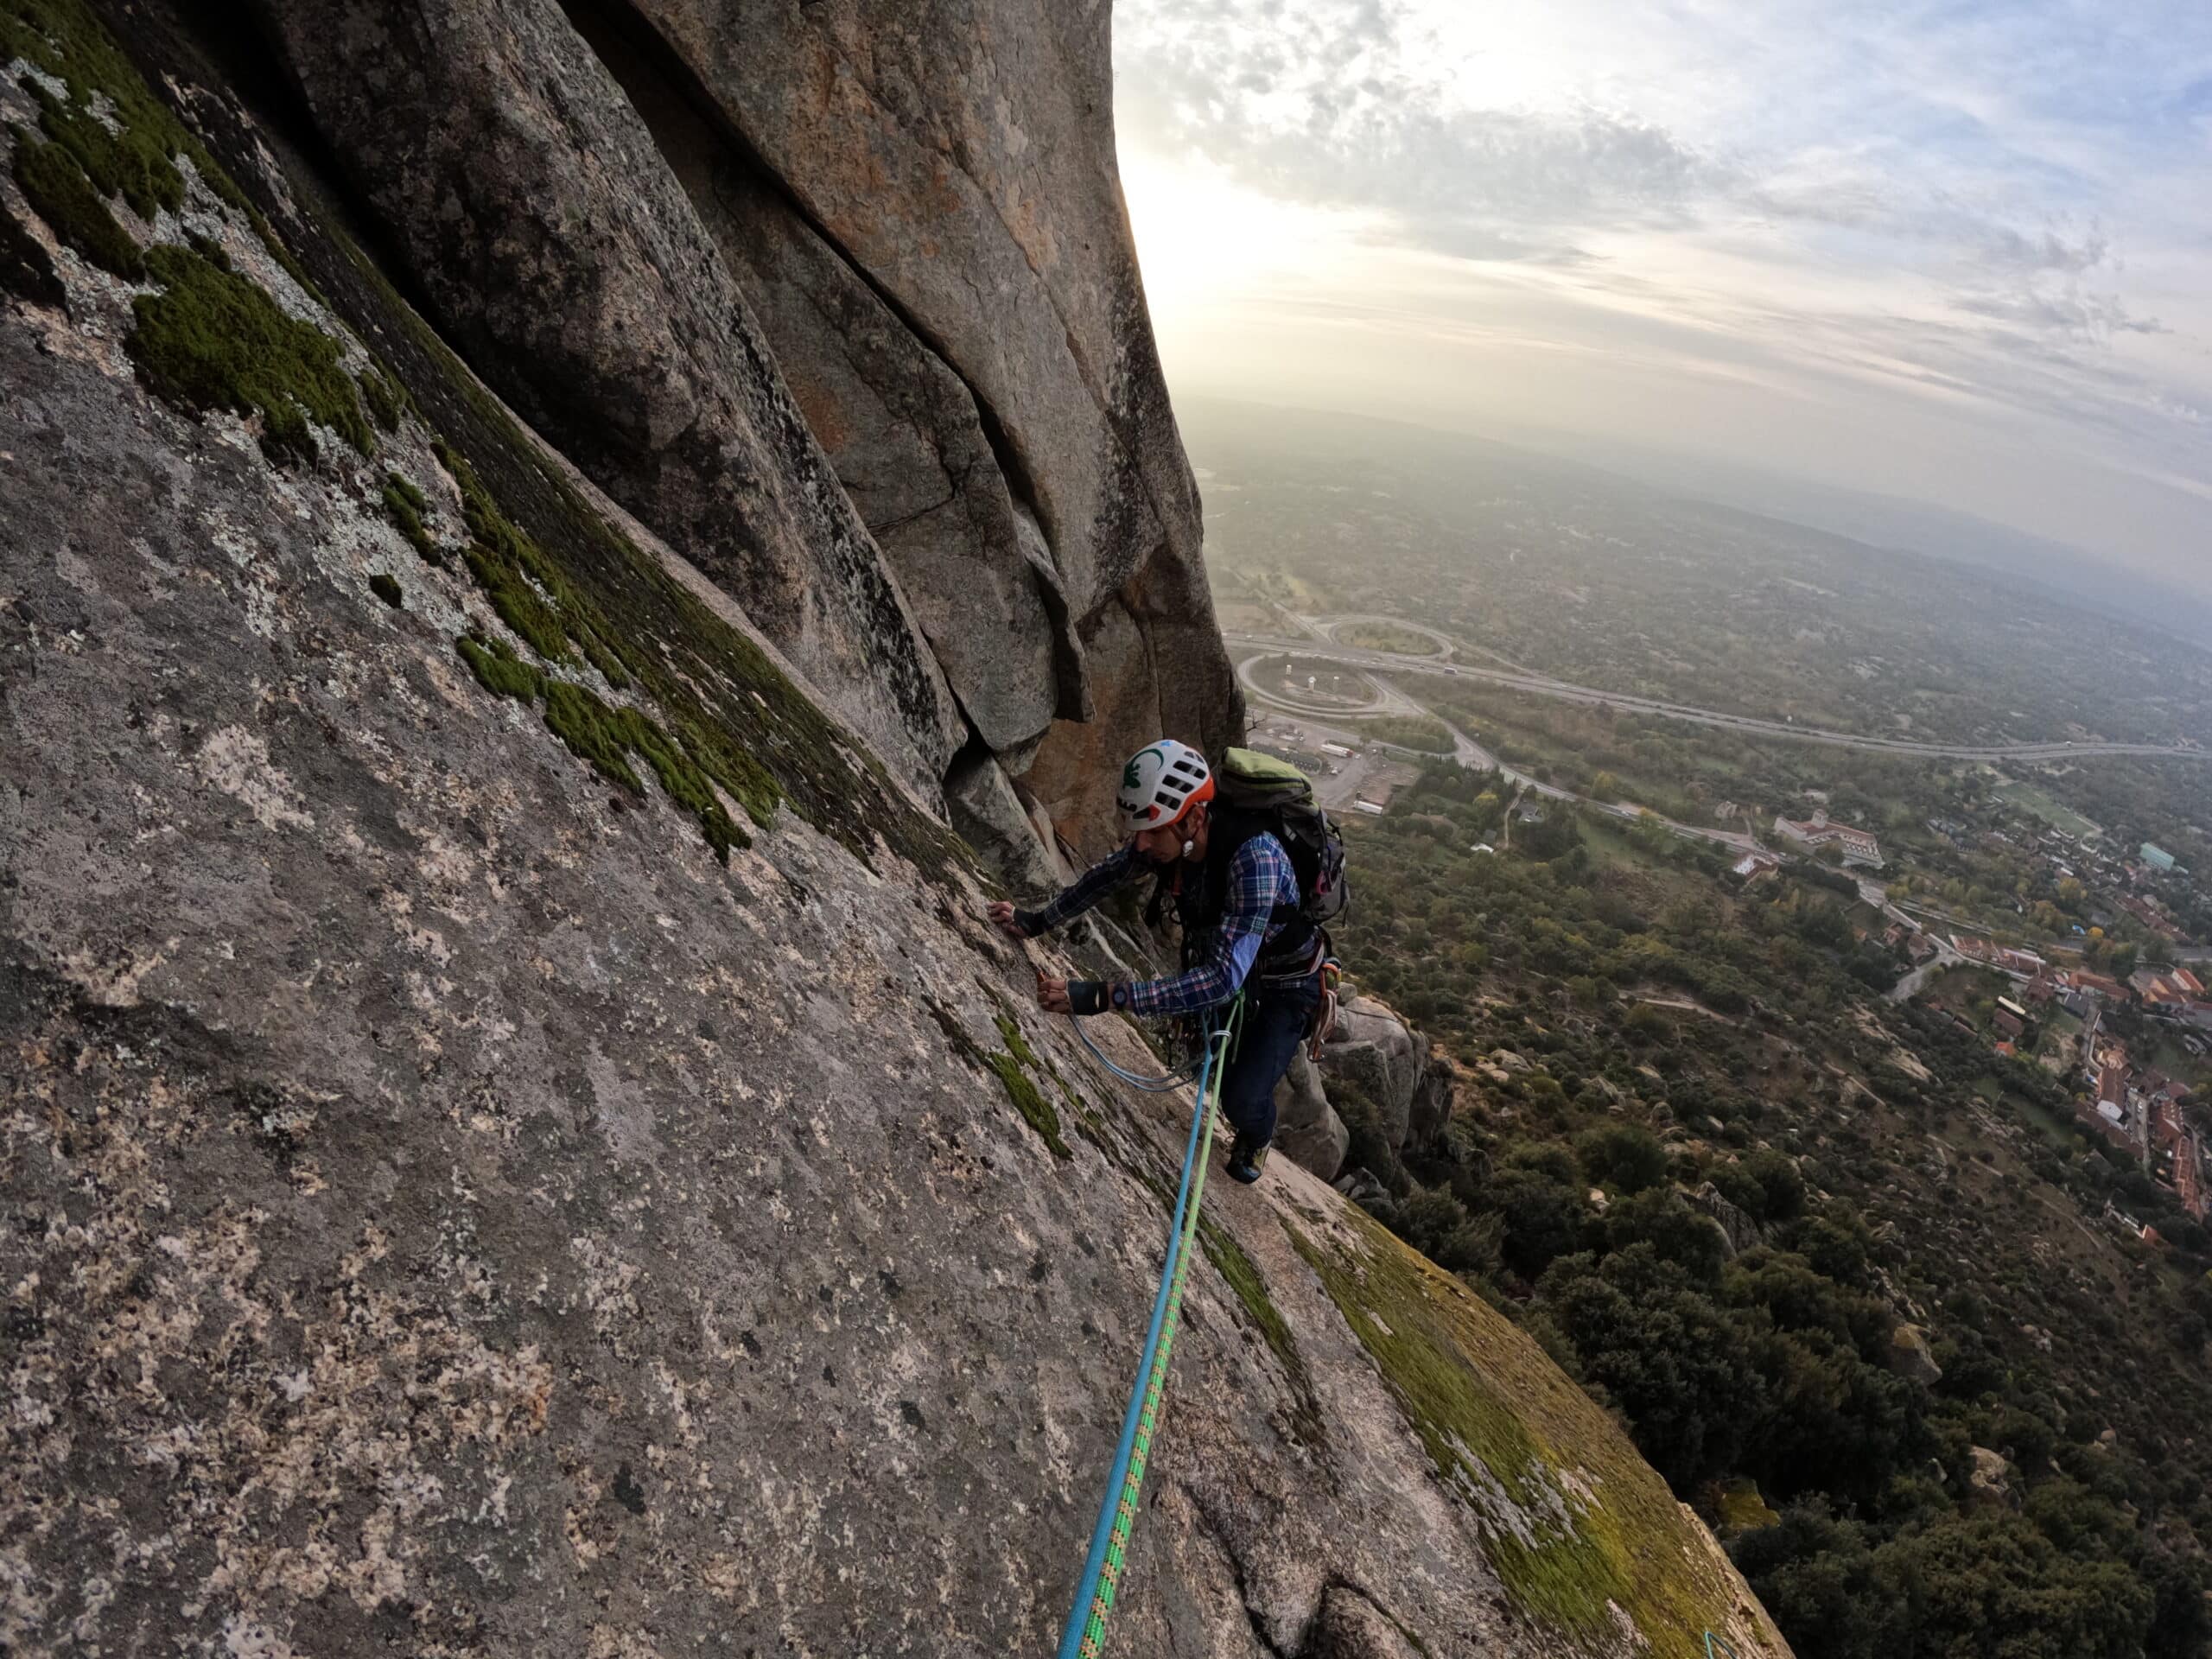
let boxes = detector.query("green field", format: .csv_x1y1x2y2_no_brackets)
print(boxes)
1340,620,1447,656
1992,775,2102,840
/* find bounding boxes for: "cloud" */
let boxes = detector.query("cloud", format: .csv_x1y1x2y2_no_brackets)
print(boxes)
1116,0,2212,565
1118,0,1721,254
1953,289,2167,337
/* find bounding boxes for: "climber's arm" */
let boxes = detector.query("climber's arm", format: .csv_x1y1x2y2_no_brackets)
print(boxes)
995,845,1141,939
1062,838,1287,1019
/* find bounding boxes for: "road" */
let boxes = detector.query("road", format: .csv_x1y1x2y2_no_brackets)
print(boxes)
1228,631,2209,765
1246,664,1769,858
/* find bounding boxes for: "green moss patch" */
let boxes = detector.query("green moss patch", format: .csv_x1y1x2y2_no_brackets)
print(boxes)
2,0,323,300
1197,1216,1325,1447
0,190,62,308
3,2,187,217
450,639,746,861
927,1001,1072,1160
127,243,370,463
989,1014,1071,1158
381,473,442,565
367,573,403,609
29,78,180,221
1290,1209,1758,1652
357,363,408,432
457,633,543,703
10,126,139,277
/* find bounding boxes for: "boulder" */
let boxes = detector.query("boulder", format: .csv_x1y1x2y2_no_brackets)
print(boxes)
1319,995,1427,1150
1406,1055,1458,1155
1333,1168,1395,1213
1967,1446,2014,1509
1689,1181,1764,1260
1274,1049,1350,1183
1886,1324,1944,1388
247,0,963,796
943,745,1064,900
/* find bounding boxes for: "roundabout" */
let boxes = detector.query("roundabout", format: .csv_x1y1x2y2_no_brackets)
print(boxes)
1307,613,1456,658
1236,649,1427,719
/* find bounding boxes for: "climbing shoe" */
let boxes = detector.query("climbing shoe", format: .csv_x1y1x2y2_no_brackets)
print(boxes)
1225,1134,1271,1185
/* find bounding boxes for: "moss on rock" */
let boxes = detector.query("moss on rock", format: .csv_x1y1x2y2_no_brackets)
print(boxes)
3,0,188,213
10,126,140,278
989,1014,1071,1159
382,473,442,565
127,243,371,462
357,363,408,433
543,678,645,795
0,189,63,308
1198,1215,1325,1448
60,0,960,883
456,633,543,703
1291,1209,1769,1653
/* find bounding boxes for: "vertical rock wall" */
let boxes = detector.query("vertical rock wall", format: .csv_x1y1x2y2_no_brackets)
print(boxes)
243,0,1241,855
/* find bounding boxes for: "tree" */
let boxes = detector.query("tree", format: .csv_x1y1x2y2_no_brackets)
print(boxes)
1575,1122,1671,1195
1873,1510,2154,1659
1542,1245,1766,1487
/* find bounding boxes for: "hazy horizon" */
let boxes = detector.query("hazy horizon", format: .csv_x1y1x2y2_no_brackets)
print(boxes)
1112,0,2212,597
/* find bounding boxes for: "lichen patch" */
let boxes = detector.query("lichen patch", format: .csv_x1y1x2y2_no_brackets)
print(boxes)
193,724,314,831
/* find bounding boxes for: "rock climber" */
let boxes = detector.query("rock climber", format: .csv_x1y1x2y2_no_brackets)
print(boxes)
988,740,1325,1185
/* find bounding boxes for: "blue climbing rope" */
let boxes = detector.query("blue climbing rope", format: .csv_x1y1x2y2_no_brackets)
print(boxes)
1056,999,1241,1658
1065,1010,1203,1093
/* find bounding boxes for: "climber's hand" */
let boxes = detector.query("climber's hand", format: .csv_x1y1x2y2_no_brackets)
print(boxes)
988,900,1030,940
1036,970,1073,1014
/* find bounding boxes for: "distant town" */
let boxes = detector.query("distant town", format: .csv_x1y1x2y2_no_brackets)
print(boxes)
1236,616,2212,1245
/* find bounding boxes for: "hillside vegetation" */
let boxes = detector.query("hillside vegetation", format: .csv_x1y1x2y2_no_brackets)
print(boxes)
1335,765,2212,1659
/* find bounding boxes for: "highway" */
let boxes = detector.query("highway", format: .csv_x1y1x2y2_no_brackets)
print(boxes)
1228,631,2209,765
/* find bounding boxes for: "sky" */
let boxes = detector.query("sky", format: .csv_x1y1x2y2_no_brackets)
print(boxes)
1111,0,2212,591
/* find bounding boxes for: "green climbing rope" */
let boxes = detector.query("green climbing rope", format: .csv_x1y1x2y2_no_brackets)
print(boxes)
1058,997,1243,1659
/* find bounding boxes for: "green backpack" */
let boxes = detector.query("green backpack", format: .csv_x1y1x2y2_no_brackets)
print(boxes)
1213,747,1350,925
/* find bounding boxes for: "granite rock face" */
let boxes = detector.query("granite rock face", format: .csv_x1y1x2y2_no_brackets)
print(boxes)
0,10,1790,1658
246,0,965,797
613,0,1243,849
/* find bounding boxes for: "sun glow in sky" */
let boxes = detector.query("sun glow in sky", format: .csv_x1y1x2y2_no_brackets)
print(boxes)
1113,0,2212,589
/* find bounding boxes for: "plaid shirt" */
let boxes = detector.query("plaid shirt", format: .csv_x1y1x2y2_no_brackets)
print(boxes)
1027,834,1303,1017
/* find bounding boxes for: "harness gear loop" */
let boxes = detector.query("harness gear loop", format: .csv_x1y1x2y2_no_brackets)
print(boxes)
1307,957,1343,1063
1056,995,1243,1659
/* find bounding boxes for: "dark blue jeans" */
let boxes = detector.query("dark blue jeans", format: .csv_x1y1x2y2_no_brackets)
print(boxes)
1217,971,1322,1144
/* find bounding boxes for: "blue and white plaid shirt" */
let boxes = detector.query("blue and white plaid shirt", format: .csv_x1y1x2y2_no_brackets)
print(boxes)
1027,833,1303,1017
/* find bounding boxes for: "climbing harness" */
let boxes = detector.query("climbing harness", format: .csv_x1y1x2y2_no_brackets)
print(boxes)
1056,997,1244,1659
1065,1011,1204,1093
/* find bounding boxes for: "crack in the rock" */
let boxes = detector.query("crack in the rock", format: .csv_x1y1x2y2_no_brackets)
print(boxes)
553,0,1091,719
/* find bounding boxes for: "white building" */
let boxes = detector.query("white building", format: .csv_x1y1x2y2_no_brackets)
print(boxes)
1773,809,1885,868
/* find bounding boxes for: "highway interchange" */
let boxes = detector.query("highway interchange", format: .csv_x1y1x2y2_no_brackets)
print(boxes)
1230,615,2209,766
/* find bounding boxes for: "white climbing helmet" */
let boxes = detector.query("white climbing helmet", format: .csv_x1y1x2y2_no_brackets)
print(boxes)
1117,739,1215,837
